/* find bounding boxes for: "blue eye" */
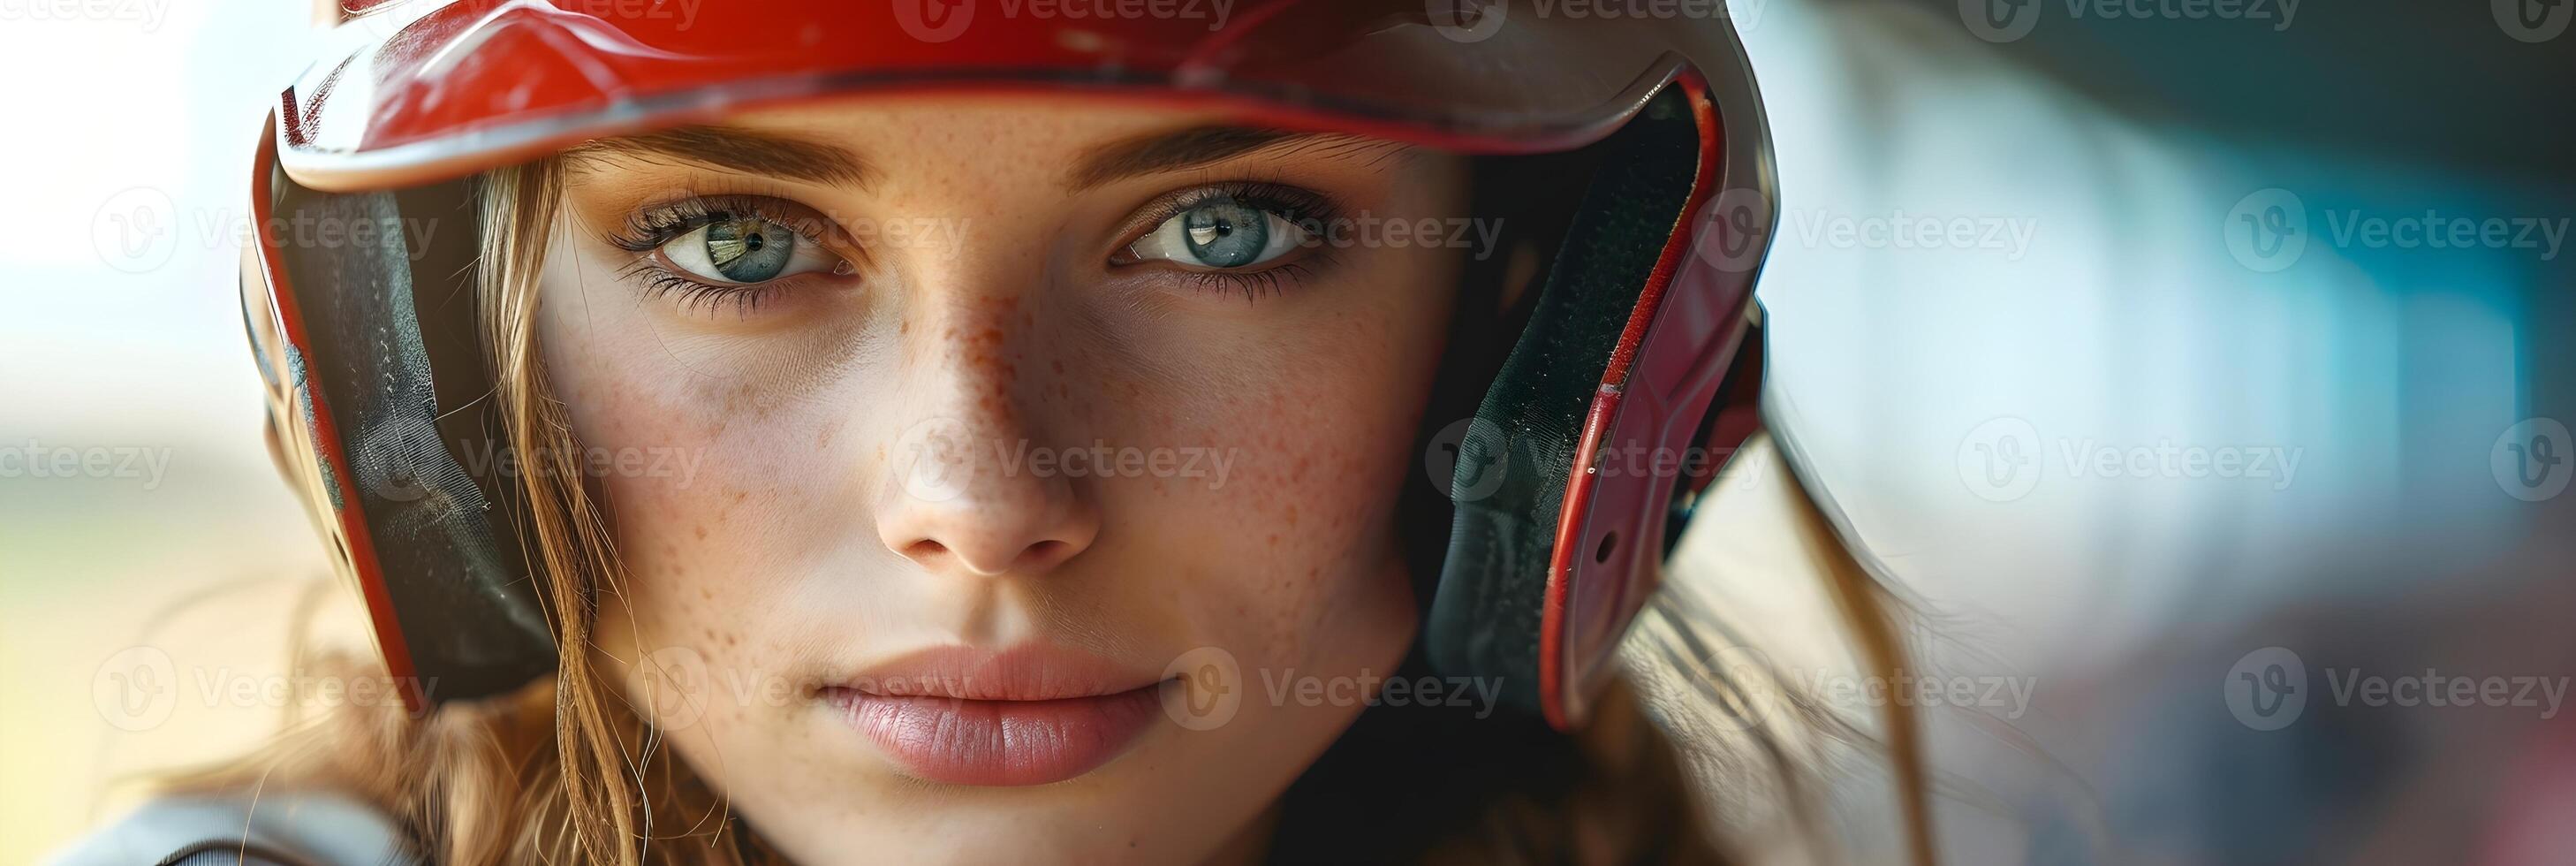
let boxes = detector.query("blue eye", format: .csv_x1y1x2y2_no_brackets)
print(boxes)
703,217,792,281
660,216,839,285
1182,200,1267,267
1128,196,1308,270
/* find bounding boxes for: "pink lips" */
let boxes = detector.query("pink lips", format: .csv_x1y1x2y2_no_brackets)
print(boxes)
821,645,1166,786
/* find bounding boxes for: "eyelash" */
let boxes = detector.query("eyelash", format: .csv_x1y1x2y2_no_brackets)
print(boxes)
604,194,835,317
1121,180,1343,302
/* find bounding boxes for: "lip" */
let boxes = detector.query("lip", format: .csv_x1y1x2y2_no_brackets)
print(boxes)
821,644,1168,786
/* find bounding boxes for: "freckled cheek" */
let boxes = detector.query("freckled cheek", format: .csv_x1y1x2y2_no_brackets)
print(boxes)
565,378,708,536
612,637,802,794
1171,278,1450,667
1201,311,1430,556
1171,376,1417,662
539,352,835,801
595,558,807,792
542,349,776,615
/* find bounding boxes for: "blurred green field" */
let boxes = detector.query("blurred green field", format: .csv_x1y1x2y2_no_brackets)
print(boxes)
0,420,342,865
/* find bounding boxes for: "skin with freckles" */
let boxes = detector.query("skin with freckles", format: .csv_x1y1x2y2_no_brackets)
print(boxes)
532,98,1467,864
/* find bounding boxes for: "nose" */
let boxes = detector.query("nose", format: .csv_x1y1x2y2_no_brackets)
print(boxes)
874,300,1099,579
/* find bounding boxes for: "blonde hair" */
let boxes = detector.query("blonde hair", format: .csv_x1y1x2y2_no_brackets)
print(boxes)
186,157,1935,865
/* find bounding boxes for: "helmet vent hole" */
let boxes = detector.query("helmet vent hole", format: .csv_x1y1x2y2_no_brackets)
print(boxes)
1595,531,1618,564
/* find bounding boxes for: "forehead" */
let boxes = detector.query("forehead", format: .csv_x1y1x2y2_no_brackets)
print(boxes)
726,96,1224,156
563,95,1421,194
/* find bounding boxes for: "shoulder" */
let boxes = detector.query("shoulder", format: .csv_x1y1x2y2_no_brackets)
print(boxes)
47,790,419,866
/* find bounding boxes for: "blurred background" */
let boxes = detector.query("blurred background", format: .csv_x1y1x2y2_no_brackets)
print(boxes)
4,4,351,864
3,0,2569,863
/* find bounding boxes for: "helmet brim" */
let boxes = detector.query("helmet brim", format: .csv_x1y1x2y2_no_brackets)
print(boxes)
278,0,1742,190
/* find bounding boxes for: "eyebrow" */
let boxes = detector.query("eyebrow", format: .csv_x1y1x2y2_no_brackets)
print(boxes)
1064,125,1409,191
561,125,873,189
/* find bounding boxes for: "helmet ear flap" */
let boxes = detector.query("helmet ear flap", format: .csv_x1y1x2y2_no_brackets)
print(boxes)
1417,74,1767,731
1398,138,1601,616
249,141,557,712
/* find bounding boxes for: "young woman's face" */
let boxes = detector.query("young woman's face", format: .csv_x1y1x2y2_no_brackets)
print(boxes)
534,98,1468,864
